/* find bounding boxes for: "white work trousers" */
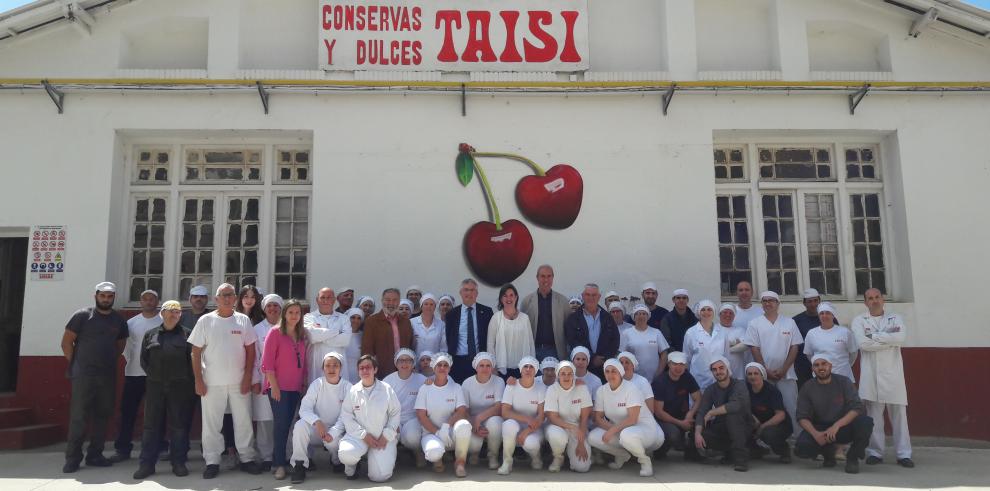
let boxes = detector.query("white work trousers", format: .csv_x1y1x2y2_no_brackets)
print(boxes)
588,424,663,464
255,420,273,462
865,401,912,459
546,424,592,472
398,419,423,451
290,419,341,467
421,420,472,463
338,435,398,482
201,384,256,465
468,415,504,457
501,419,545,460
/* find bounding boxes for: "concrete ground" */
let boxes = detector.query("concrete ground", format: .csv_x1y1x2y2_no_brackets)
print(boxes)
1,442,988,491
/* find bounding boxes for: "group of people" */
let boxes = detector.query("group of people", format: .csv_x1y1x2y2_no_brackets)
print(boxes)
59,264,914,484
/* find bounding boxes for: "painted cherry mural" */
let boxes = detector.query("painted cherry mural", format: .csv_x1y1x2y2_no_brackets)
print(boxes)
456,143,583,286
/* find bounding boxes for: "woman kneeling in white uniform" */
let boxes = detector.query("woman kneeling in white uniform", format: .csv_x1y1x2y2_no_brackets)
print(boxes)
289,352,350,483
414,352,473,477
590,359,665,477
498,356,547,475
461,352,505,470
545,360,593,473
337,354,402,482
382,349,427,466
617,351,657,415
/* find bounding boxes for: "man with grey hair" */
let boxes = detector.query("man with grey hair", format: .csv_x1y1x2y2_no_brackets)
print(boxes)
520,265,571,360
304,287,351,384
361,288,414,377
444,278,493,383
564,283,619,380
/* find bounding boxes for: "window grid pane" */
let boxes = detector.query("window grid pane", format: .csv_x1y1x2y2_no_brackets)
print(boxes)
223,197,260,291
762,194,799,296
184,148,263,183
275,148,312,183
845,146,879,181
804,194,842,296
758,146,833,181
714,146,747,182
274,196,309,300
717,195,752,295
850,193,886,294
129,197,167,301
133,148,171,184
178,197,215,298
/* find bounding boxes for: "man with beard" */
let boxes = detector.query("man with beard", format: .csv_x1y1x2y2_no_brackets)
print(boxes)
406,286,423,318
362,288,414,377
660,289,697,352
639,282,669,333
791,289,822,388
61,282,129,473
180,285,212,329
693,357,751,472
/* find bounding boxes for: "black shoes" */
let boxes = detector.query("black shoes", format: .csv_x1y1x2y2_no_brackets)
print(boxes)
780,452,792,464
733,462,749,472
62,461,80,473
260,461,272,472
897,458,915,468
108,453,130,464
845,458,860,474
332,462,345,473
85,455,113,467
133,465,155,479
239,461,262,475
290,462,307,484
172,463,189,476
203,464,220,479
823,457,837,468
865,456,883,465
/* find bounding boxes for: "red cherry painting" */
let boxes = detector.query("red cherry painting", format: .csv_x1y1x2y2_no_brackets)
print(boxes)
515,164,583,229
463,220,534,286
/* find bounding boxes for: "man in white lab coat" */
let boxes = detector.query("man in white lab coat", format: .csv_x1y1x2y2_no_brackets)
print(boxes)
850,288,914,468
304,288,352,384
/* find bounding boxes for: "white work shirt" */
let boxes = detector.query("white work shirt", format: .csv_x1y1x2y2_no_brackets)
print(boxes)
544,383,592,425
733,304,764,330
724,324,753,381
461,375,506,418
345,331,363,385
803,325,859,382
616,322,635,336
625,373,654,402
124,313,161,376
501,379,547,418
298,375,352,426
579,372,603,401
683,323,729,390
594,380,656,427
382,371,427,424
304,310,351,385
619,326,670,380
338,380,401,441
415,379,467,427
188,311,257,386
411,316,447,357
852,313,908,405
252,319,275,385
743,315,803,380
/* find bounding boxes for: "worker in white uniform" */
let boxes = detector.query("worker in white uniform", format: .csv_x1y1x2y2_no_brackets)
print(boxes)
744,291,803,435
336,354,402,482
343,308,364,385
617,351,656,414
304,287,351,384
250,294,282,468
721,304,753,380
497,356,547,475
619,304,670,382
732,281,764,331
851,288,914,468
590,359,664,477
411,293,447,356
461,352,505,470
609,302,634,335
381,348,427,467
541,356,558,386
683,300,730,391
545,360,593,473
570,346,602,400
803,302,858,381
288,352,350,482
414,352,473,477
417,351,435,379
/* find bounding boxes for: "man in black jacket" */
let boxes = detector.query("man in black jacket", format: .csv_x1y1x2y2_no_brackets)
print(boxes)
563,283,619,380
444,278,493,383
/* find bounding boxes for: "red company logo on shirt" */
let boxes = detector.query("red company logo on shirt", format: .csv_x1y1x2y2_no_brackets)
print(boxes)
446,398,456,403
617,403,627,407
231,330,242,335
571,399,582,404
409,391,419,396
781,331,791,335
485,394,496,400
529,400,539,405
354,405,362,410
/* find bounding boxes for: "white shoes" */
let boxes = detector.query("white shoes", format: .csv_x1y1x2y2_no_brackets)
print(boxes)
344,464,357,478
497,458,513,475
531,455,543,470
488,455,500,470
548,456,564,472
638,458,654,477
608,456,629,470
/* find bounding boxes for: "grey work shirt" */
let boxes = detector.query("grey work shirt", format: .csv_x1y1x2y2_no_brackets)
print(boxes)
66,307,128,378
796,374,864,425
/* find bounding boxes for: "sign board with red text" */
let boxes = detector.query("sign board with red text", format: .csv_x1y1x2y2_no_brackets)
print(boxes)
319,0,589,71
29,225,67,281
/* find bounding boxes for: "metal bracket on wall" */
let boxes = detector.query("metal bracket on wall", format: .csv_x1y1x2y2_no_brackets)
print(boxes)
461,83,466,117
41,79,64,114
256,81,270,115
849,83,870,115
662,83,677,116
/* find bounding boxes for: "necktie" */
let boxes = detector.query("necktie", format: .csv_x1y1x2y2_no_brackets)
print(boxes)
467,306,476,357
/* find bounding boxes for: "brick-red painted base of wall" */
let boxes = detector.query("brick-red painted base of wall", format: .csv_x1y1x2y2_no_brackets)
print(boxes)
6,348,989,442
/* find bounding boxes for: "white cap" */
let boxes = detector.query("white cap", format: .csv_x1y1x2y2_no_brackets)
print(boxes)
760,291,780,301
256,287,266,296
420,293,437,306
641,282,658,293
472,352,496,370
394,348,417,363
570,346,591,361
745,362,767,379
604,290,620,299
189,285,208,296
95,281,116,293
608,301,625,313
811,353,833,365
709,356,732,376
603,358,624,374
345,307,364,320
357,295,375,307
631,303,650,316
322,351,344,365
556,360,576,375
518,356,540,371
430,352,453,369
261,294,284,309
719,303,736,314
439,294,455,304
540,357,559,371
406,285,422,294
569,296,581,304
667,351,687,364
696,299,716,312
672,288,690,298
617,351,639,369
418,351,434,362
817,302,837,317
399,299,414,310
338,286,354,294
802,288,821,299
139,289,158,298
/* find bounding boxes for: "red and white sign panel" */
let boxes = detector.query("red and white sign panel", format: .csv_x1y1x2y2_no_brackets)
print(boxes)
319,0,589,71
29,225,66,281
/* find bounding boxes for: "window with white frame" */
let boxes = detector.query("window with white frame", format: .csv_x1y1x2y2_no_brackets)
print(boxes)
124,140,312,303
714,142,889,299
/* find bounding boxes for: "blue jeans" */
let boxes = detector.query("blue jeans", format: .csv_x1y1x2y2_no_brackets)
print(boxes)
269,391,301,467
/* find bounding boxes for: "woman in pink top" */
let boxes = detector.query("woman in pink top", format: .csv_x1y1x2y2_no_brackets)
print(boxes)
261,299,307,479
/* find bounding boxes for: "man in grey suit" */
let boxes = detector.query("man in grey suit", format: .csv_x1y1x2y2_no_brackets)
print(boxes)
519,264,572,361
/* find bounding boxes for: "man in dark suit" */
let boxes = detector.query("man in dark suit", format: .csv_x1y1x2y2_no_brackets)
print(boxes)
564,283,619,380
444,278,494,383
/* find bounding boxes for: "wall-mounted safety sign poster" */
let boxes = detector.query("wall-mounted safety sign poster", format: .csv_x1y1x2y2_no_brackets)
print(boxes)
29,225,66,281
319,0,590,71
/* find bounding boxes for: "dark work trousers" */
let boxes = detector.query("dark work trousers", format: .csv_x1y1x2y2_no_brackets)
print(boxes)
795,415,873,461
755,420,791,457
658,421,699,458
269,391,301,467
138,380,196,467
65,375,116,463
701,412,752,465
115,376,167,456
450,355,476,384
